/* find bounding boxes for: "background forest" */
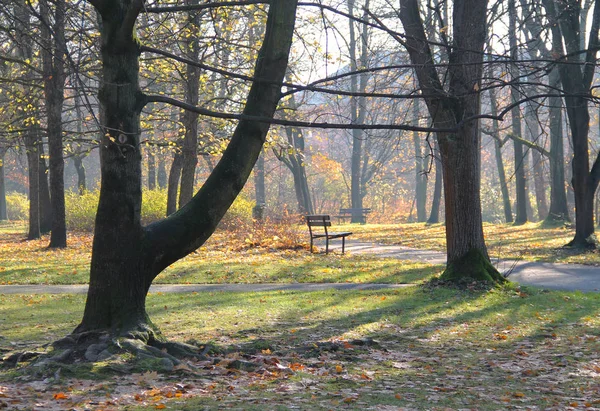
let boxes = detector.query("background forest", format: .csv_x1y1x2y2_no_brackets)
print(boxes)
1,0,593,234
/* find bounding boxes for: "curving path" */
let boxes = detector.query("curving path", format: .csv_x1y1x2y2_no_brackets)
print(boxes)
333,240,600,292
1,240,598,294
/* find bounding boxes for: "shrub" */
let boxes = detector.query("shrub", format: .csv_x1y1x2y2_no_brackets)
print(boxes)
219,194,254,230
65,190,99,231
141,189,168,225
6,192,28,220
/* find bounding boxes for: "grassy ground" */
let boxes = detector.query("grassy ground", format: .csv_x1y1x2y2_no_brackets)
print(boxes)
1,285,600,409
1,220,597,286
350,221,599,264
2,220,600,409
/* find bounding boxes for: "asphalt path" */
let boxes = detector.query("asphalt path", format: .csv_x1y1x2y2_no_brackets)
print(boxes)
334,240,600,292
1,240,598,294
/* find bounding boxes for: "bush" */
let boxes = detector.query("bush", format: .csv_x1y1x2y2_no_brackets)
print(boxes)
219,194,254,230
141,189,168,226
6,192,28,220
65,190,99,231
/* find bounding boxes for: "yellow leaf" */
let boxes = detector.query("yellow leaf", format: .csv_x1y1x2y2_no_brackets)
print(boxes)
335,364,343,373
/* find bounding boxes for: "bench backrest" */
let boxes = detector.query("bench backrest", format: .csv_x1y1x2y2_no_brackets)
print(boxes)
306,215,331,236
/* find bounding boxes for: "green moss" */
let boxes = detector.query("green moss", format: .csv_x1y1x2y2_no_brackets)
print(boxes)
440,248,506,284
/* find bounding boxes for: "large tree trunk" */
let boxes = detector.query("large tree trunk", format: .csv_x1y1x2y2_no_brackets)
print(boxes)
41,0,67,248
400,0,503,283
74,0,297,342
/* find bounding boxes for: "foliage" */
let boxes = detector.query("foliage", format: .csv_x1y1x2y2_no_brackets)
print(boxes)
1,286,600,409
65,190,99,232
218,194,254,230
141,189,168,226
5,192,28,221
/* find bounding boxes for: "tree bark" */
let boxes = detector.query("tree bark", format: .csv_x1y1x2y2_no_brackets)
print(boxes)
75,0,297,340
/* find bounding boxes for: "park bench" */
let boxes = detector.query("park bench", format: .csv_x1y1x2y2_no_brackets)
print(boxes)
306,215,352,254
335,208,372,224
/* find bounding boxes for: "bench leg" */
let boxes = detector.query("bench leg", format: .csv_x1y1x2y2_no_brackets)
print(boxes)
325,237,329,255
310,237,314,253
342,237,345,254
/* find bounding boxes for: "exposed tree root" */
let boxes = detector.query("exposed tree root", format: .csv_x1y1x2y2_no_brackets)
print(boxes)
565,234,598,250
3,326,206,374
440,248,507,285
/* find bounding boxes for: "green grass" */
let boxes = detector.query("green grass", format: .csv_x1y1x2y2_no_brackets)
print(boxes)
1,286,600,409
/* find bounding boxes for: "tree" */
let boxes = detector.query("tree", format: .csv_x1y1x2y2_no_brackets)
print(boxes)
399,0,504,282
40,0,67,248
57,0,298,358
542,0,600,246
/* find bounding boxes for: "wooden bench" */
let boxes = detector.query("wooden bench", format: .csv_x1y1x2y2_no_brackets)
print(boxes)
335,208,372,224
306,215,352,254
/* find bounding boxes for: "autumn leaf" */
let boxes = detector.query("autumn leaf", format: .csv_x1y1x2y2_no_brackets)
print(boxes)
155,404,166,409
335,364,343,373
53,392,69,400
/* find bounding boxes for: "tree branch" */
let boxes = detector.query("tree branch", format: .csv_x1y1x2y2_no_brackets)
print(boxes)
144,94,457,132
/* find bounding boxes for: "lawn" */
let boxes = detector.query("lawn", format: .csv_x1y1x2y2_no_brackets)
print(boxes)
1,220,600,409
0,285,599,409
0,220,597,286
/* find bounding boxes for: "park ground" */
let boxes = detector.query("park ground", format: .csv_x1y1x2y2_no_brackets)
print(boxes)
0,220,600,410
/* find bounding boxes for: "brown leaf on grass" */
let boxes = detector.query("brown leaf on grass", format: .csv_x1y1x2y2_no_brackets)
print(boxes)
52,392,68,400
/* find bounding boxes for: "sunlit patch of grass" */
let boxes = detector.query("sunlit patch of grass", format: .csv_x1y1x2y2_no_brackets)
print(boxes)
350,221,599,264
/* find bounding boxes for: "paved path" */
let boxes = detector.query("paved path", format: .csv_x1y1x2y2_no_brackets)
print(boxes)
333,240,600,292
1,240,599,294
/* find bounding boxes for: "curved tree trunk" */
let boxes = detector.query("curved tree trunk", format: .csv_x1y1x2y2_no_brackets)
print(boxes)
75,0,297,341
